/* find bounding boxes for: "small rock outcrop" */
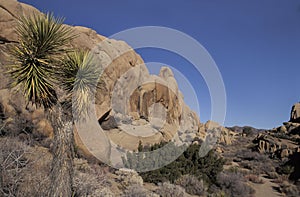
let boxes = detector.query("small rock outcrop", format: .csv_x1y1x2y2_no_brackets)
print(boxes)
199,121,238,146
290,103,300,123
254,133,299,159
253,104,300,159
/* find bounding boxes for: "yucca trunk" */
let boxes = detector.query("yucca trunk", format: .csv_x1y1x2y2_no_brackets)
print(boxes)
47,104,74,197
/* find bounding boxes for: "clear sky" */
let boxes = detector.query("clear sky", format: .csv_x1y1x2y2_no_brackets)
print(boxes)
20,0,300,129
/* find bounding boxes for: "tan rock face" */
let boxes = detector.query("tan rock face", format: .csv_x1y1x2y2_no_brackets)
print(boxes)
290,103,300,123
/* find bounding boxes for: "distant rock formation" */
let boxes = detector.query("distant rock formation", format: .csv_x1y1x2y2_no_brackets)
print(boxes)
254,132,299,159
253,104,300,160
199,121,238,146
290,103,300,123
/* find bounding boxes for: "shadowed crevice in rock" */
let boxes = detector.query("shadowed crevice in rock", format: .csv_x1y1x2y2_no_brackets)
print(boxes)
98,110,118,130
0,103,5,120
0,5,17,19
0,36,18,44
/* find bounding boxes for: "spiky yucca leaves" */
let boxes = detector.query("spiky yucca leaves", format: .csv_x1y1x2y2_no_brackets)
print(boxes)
60,50,101,121
8,13,74,108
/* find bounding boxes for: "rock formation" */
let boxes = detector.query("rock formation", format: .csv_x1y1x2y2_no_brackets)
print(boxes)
254,133,299,159
199,121,238,146
253,104,300,159
290,103,300,123
0,0,202,161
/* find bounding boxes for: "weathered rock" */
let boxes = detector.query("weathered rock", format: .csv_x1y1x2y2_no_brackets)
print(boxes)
103,63,201,149
199,121,238,145
290,103,300,123
281,149,290,158
254,132,298,159
278,125,288,134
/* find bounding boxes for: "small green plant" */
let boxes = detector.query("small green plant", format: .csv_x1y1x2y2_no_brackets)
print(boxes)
280,165,294,175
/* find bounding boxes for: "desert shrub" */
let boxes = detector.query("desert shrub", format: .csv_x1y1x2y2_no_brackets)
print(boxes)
73,161,108,197
236,150,276,175
156,182,186,197
273,175,289,184
280,181,300,197
236,149,268,162
267,171,279,179
243,126,255,137
0,137,50,197
89,187,114,197
239,161,253,170
175,174,205,195
207,185,228,197
260,160,276,172
228,166,239,173
122,184,149,197
279,165,295,175
130,143,225,185
0,137,30,196
73,172,99,197
217,172,254,197
246,174,264,184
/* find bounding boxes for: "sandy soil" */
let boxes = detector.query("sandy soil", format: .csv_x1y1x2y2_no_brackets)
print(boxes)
249,176,283,197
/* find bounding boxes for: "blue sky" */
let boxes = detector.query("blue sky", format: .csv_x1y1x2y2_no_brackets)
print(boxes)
20,0,300,129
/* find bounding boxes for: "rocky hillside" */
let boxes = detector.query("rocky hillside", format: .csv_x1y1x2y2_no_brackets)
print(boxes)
219,103,300,197
3,1,300,196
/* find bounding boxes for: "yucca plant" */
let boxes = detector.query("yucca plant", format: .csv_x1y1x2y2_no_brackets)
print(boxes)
7,13,99,197
59,50,101,121
8,13,74,108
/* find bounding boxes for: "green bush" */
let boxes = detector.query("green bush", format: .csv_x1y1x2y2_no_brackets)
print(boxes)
123,142,225,185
